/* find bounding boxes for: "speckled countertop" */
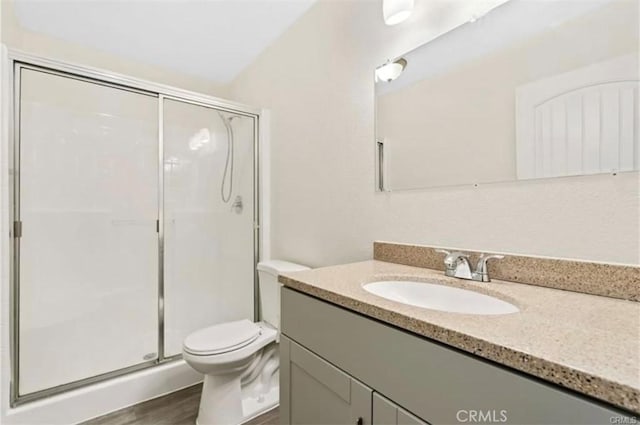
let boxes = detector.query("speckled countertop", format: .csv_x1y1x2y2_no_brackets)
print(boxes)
279,260,640,414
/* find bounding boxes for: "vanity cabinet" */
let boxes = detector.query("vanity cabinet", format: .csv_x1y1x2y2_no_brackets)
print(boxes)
280,287,633,425
280,336,372,425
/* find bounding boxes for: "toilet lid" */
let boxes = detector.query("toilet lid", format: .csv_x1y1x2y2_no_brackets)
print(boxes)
183,319,261,355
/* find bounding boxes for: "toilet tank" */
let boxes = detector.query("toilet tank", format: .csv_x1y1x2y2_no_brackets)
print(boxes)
257,260,310,329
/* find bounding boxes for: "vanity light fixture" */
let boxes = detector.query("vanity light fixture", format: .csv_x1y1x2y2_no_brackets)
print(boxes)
383,0,414,26
375,58,407,82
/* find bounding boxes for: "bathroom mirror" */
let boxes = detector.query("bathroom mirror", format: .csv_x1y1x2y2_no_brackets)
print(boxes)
374,0,639,191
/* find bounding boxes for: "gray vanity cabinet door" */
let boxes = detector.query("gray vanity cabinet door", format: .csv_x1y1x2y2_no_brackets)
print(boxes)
373,393,429,425
280,335,372,425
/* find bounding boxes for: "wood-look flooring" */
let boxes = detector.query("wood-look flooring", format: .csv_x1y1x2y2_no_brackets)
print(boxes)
81,384,279,425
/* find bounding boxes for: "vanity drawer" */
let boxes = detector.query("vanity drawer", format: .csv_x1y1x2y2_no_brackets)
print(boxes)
281,287,631,425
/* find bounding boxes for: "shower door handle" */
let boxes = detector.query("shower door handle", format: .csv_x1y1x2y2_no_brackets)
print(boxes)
13,221,22,238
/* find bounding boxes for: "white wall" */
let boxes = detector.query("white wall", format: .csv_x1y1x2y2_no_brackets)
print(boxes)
229,0,640,266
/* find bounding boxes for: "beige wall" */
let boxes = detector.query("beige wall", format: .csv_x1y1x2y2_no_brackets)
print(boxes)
229,0,639,266
377,0,638,189
0,0,228,97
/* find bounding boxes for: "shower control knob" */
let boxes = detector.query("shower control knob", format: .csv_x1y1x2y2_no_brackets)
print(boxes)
232,195,243,214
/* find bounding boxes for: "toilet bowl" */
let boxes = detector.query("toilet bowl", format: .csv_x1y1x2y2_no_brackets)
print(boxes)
182,260,310,425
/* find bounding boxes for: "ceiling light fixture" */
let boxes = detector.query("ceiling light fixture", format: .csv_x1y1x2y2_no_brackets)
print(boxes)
375,58,407,82
383,0,414,26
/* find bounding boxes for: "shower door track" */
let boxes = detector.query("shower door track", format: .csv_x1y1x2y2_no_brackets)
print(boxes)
5,49,262,407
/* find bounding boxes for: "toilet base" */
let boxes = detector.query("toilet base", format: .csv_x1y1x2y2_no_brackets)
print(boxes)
195,378,279,425
197,373,243,425
194,346,279,425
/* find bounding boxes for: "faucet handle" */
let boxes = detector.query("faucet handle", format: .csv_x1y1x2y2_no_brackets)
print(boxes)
474,254,504,282
440,250,470,269
477,253,504,265
435,249,456,273
435,249,457,272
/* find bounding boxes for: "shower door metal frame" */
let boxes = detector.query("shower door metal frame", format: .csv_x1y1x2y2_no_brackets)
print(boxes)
5,49,263,407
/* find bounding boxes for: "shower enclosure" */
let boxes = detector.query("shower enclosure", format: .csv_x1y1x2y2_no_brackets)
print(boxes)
7,54,261,405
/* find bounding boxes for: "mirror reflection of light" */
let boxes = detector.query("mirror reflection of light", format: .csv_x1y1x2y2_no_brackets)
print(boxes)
189,128,212,151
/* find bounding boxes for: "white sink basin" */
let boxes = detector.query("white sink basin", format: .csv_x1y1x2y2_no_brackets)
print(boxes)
363,280,519,315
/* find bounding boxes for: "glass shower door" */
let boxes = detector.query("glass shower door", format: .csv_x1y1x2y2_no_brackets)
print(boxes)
163,99,255,357
18,68,159,395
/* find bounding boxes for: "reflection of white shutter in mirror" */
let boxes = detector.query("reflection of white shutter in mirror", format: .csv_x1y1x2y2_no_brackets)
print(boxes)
516,54,639,179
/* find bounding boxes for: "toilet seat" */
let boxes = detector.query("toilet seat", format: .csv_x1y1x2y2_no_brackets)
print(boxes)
182,322,277,375
183,319,261,356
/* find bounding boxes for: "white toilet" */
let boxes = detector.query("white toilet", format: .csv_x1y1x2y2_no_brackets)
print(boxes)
183,260,310,425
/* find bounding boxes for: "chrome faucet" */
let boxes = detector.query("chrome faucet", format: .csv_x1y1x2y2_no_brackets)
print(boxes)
435,249,504,282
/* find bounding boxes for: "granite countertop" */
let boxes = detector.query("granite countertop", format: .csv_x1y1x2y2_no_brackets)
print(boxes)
279,260,640,414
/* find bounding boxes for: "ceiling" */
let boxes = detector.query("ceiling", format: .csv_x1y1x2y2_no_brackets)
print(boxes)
14,0,317,84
